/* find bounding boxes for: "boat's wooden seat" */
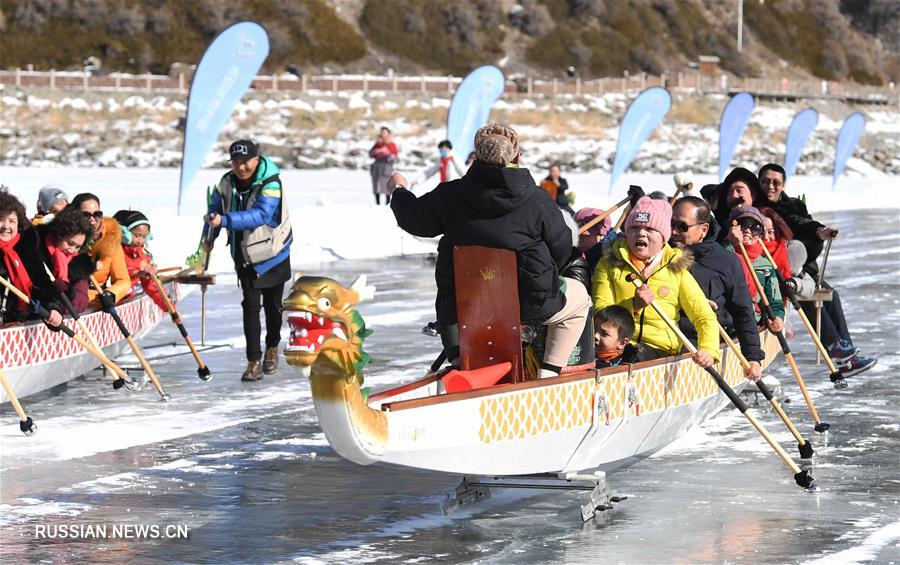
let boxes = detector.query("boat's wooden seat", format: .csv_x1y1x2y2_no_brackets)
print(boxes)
453,245,524,384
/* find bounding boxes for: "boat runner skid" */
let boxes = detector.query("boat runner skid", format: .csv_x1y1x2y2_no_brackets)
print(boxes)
1,281,182,402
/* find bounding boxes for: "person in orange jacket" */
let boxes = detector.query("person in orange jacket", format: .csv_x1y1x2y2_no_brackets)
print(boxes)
71,193,131,311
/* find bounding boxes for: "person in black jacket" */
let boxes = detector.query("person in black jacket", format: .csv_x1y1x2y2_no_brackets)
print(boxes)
388,123,591,379
670,196,764,381
757,163,875,377
36,206,96,314
700,167,762,236
540,163,575,215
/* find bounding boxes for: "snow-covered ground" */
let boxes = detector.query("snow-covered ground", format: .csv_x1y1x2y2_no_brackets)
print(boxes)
2,88,898,176
1,167,897,274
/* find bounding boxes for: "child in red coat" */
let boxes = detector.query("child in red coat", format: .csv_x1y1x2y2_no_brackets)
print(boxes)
113,210,178,320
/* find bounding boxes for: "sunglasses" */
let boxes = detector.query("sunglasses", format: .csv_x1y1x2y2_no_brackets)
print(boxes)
737,219,763,235
671,220,706,233
83,211,104,220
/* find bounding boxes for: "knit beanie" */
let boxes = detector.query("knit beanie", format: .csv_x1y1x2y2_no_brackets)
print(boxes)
624,196,672,241
37,184,68,213
113,209,150,231
574,207,611,237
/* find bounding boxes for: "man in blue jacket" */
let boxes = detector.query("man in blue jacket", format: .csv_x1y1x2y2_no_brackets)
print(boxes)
670,196,764,381
204,140,292,381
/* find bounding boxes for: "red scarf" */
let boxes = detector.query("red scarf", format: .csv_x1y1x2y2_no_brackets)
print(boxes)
44,234,72,283
439,155,454,182
736,242,762,300
764,239,791,280
0,233,33,309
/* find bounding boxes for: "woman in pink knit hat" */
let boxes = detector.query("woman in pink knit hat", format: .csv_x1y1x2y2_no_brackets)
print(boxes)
591,196,719,366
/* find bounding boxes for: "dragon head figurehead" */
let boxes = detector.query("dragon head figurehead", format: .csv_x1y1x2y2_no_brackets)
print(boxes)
284,275,376,382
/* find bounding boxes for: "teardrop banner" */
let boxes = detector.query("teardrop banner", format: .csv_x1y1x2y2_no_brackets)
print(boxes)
784,108,819,179
718,92,755,181
177,21,270,214
609,87,672,195
447,66,506,163
832,112,866,190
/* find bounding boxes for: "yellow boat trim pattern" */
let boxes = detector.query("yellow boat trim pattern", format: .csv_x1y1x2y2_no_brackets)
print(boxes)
478,380,593,443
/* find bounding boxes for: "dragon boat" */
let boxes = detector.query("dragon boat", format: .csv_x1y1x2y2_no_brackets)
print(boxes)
283,247,782,517
1,280,181,402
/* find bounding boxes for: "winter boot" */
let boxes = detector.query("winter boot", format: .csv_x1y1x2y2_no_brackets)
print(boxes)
263,347,279,375
241,360,263,382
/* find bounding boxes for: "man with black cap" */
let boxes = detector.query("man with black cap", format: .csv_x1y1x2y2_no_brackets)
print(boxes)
700,167,762,237
203,140,293,382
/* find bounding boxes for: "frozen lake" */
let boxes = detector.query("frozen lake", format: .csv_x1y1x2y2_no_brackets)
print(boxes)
1,208,898,564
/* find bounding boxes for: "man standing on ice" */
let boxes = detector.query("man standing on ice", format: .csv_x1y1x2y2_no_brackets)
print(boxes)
204,140,292,382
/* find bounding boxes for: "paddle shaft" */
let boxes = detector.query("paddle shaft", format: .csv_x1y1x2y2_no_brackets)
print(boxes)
577,196,629,235
817,238,833,288
149,273,208,371
0,275,130,381
90,277,168,399
735,239,824,426
614,203,632,231
717,326,809,448
758,245,842,376
625,275,802,476
0,366,29,422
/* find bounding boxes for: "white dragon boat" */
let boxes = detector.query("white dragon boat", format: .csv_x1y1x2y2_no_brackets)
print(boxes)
283,247,785,518
1,281,181,402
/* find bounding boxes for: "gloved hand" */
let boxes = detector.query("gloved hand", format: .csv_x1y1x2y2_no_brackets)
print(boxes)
627,185,645,207
783,277,798,296
100,291,116,313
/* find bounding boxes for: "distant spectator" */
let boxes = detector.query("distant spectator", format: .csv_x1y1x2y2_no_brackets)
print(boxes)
411,139,465,187
539,163,575,215
369,126,398,206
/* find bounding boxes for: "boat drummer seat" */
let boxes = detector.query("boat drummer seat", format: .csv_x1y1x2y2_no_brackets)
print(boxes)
452,245,524,385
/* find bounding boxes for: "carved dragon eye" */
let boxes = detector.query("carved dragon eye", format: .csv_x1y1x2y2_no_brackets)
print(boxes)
317,297,331,310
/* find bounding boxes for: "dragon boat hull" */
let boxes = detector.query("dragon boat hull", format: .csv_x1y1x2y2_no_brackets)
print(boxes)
0,282,181,403
326,331,781,476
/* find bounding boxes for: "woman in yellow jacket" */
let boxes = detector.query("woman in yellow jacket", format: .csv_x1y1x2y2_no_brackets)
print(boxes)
592,197,719,367
71,193,131,310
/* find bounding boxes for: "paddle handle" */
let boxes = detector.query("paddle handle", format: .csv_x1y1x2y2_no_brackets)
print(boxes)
577,196,629,235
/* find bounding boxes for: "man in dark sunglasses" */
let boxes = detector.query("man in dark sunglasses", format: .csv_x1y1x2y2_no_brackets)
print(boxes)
670,197,764,381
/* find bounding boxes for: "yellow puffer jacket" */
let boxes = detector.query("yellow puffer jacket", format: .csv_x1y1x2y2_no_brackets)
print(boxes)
592,239,720,359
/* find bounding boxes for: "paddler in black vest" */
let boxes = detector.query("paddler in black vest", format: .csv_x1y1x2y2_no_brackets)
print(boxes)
204,140,292,382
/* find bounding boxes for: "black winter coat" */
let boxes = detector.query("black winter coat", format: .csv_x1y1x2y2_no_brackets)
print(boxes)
0,226,62,324
677,220,765,362
35,223,97,313
758,192,825,278
391,161,574,324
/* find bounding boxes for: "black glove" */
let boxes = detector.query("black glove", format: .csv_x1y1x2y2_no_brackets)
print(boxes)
100,291,116,313
627,185,645,207
783,278,798,296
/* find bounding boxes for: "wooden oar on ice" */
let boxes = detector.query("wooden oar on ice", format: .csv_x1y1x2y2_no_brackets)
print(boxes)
716,325,814,459
0,274,137,392
149,272,211,381
759,244,846,390
735,237,830,433
90,277,170,401
624,273,816,489
0,366,36,436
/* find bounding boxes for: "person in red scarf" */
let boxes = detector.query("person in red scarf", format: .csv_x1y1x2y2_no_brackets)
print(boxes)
36,206,96,313
369,126,398,206
411,140,465,188
0,190,63,327
758,207,793,279
724,206,784,332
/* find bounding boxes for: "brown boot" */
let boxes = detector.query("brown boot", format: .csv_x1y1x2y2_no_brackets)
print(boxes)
263,347,279,375
241,360,263,381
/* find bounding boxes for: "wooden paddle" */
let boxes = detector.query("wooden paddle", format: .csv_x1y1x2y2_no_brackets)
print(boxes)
0,275,137,391
758,244,846,389
624,273,814,489
0,366,36,435
577,196,629,235
149,272,211,381
735,236,830,433
90,277,170,401
717,325,814,459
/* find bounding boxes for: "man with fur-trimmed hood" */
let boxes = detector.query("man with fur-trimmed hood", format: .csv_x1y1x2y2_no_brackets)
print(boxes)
592,196,719,366
70,193,130,309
